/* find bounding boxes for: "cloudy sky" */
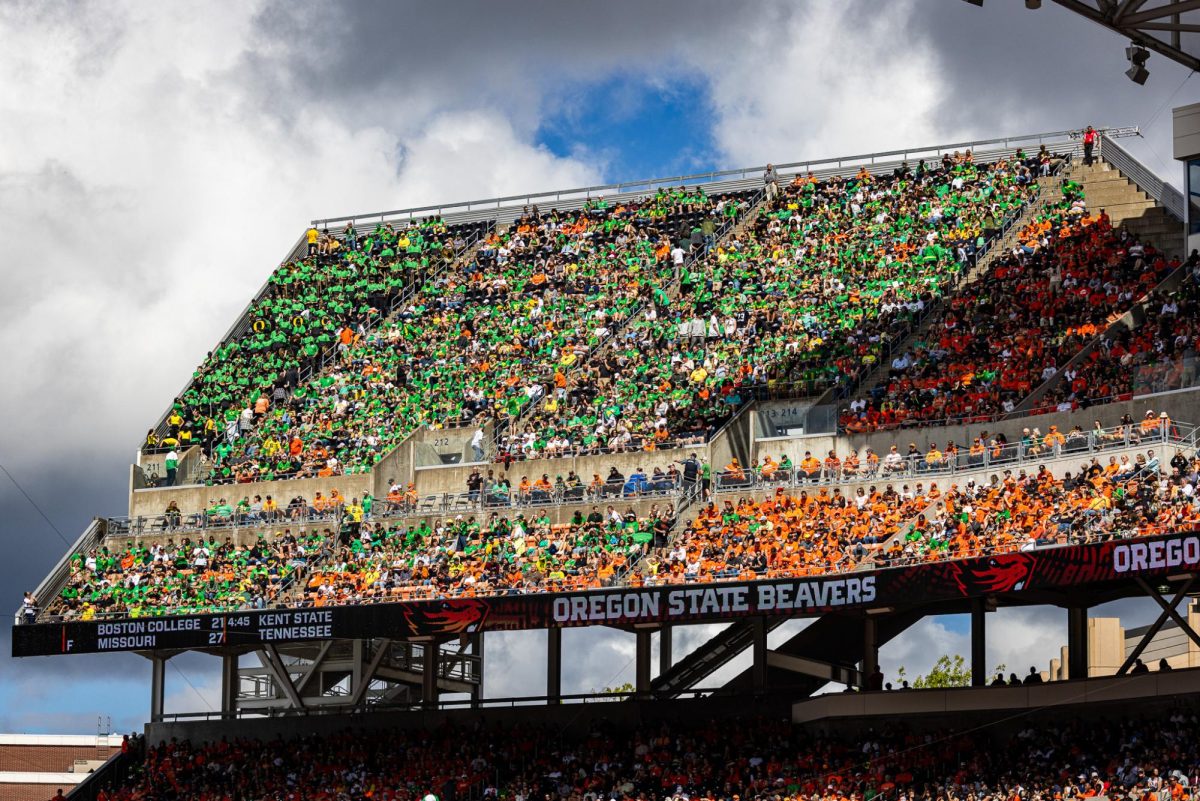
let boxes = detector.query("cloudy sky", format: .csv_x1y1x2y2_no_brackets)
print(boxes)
0,0,1194,733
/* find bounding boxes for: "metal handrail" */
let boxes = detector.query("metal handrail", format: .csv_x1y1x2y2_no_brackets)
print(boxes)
312,127,1130,226
1100,133,1185,221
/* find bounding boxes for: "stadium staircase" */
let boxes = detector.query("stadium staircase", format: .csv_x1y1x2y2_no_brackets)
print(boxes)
1073,161,1184,254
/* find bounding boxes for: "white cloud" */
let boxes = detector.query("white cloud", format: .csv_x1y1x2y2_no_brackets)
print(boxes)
694,1,953,166
0,1,602,469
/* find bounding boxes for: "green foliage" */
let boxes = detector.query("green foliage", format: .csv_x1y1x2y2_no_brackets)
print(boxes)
897,654,972,688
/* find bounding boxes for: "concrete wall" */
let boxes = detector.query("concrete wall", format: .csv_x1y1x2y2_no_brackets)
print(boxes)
1172,102,1200,161
133,446,201,490
756,399,818,437
372,438,414,497
412,424,490,467
754,434,839,466
129,472,374,520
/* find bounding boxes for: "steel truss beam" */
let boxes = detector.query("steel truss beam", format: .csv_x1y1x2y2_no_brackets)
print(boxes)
1048,0,1200,71
229,638,482,714
1115,577,1200,674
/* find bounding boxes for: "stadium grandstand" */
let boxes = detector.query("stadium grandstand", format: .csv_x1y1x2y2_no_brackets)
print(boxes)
16,119,1200,801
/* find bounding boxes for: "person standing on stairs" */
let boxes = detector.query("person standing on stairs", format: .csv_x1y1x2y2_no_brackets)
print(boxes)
1083,125,1096,167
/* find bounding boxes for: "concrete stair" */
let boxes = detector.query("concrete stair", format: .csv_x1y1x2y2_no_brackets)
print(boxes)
1075,161,1184,256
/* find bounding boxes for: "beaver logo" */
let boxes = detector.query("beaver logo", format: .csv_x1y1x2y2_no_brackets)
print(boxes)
949,552,1035,596
401,599,489,635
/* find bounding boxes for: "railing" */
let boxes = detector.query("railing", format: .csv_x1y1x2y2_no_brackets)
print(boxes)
715,422,1188,493
13,518,104,625
1100,133,1185,221
191,420,1191,521
312,126,1129,227
104,506,347,539
66,735,142,801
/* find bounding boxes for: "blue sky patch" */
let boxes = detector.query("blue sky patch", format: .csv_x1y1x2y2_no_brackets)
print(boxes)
536,73,718,183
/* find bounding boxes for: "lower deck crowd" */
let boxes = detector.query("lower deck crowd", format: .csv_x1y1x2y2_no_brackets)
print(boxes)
94,708,1199,801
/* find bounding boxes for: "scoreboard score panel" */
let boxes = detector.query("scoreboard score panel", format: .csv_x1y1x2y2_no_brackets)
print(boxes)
88,610,335,651
13,532,1200,657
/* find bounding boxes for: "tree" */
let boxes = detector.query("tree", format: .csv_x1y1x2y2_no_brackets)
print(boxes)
897,654,972,688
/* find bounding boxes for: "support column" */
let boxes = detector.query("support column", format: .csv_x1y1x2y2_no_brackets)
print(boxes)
751,617,767,694
635,629,652,698
547,628,562,703
862,618,878,690
220,653,238,718
971,601,987,687
422,641,439,709
659,626,673,674
470,633,484,709
1067,605,1089,680
150,655,167,723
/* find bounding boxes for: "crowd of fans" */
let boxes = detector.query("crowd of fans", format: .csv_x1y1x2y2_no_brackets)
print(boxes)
303,502,676,604
500,151,1050,460
147,151,1054,486
1030,254,1200,411
97,708,1200,801
839,194,1181,432
640,444,1200,584
49,528,332,620
48,437,1199,618
142,217,487,477
887,446,1200,564
197,189,749,483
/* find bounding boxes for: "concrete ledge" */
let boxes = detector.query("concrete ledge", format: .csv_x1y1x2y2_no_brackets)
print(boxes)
793,667,1200,723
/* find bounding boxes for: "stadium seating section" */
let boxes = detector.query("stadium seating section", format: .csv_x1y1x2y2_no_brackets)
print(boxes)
145,218,489,478
840,200,1180,432
52,528,333,620
98,710,1200,801
501,152,1048,458
193,190,754,483
303,501,677,603
145,151,1070,481
1046,267,1200,407
51,440,1200,618
82,146,1196,623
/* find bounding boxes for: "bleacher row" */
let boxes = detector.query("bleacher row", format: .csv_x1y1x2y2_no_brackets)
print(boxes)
46,416,1200,619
